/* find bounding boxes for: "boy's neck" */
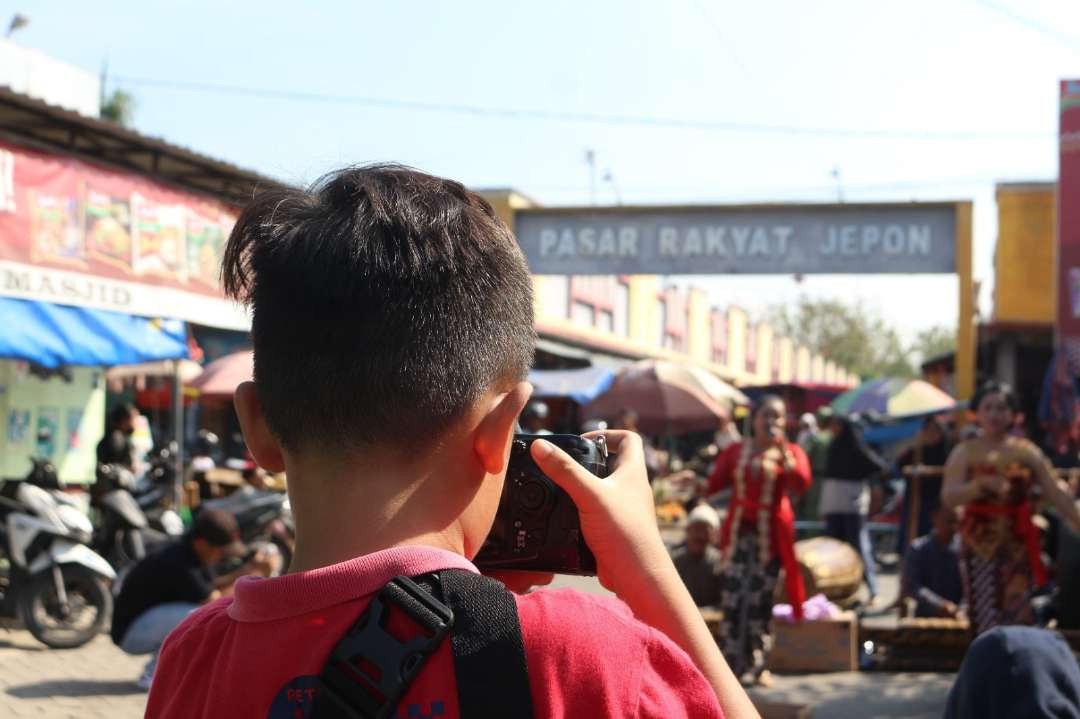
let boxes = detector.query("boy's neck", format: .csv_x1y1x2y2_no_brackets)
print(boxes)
283,449,476,574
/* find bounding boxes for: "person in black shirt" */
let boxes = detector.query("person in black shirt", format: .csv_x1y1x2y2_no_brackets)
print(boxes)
112,509,274,690
96,403,139,469
895,417,952,556
900,506,964,618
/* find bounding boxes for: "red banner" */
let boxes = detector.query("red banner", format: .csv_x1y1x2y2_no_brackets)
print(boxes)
1058,80,1080,347
0,141,246,329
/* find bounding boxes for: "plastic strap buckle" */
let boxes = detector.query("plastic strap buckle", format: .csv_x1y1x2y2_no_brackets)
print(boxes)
318,574,454,719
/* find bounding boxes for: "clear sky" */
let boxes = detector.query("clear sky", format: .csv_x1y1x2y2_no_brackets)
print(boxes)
11,0,1080,344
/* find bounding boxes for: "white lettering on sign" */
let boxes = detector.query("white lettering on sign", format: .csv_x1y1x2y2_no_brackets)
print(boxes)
0,260,250,330
538,226,642,258
3,268,132,307
822,225,934,256
540,224,800,259
659,226,679,256
656,225,794,258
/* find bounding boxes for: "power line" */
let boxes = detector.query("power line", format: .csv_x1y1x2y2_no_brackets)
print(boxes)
688,0,751,78
978,0,1080,52
111,74,1050,141
526,171,1049,197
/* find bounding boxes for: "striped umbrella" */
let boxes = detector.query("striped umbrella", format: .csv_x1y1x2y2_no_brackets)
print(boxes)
830,378,956,419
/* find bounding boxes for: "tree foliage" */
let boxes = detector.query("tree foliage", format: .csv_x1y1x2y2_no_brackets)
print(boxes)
910,325,956,365
100,90,136,127
768,297,916,380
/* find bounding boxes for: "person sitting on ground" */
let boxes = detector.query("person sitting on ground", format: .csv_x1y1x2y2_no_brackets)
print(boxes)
900,506,964,619
519,400,552,435
944,626,1080,719
671,503,724,607
111,509,275,690
146,166,756,718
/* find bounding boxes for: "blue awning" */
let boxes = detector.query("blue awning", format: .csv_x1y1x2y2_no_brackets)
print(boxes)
528,366,616,404
0,297,189,368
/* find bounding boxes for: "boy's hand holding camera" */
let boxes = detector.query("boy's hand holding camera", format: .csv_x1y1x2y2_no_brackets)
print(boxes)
531,430,759,719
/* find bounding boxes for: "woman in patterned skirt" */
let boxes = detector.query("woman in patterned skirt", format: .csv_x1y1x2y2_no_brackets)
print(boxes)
706,395,812,685
942,382,1080,635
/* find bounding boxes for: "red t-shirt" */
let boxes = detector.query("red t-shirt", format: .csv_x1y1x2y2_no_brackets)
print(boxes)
146,546,723,719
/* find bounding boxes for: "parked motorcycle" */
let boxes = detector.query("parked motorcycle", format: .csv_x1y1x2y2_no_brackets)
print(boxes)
91,463,180,573
135,444,185,537
0,458,115,649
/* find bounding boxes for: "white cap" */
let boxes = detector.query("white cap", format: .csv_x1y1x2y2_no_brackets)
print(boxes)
687,503,720,530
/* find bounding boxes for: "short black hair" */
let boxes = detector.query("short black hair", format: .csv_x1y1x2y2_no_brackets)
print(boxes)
107,403,137,428
222,164,535,451
971,381,1018,414
752,394,784,420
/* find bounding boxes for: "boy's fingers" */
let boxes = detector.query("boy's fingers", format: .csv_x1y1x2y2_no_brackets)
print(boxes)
531,439,599,502
581,430,645,473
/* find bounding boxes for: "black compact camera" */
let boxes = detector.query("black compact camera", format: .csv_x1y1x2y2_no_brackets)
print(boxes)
474,434,608,575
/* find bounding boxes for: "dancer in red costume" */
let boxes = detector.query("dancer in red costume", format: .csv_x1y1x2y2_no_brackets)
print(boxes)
707,394,811,685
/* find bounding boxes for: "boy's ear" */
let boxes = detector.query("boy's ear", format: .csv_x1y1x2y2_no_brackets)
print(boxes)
474,382,532,475
234,382,286,473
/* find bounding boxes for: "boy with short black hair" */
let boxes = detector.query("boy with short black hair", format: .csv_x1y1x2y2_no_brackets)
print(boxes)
147,165,755,718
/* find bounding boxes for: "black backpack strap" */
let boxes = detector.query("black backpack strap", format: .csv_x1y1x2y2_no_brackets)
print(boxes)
313,570,534,719
440,570,535,719
316,574,454,719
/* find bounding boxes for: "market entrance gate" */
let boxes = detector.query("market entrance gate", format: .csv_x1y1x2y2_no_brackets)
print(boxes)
513,201,974,399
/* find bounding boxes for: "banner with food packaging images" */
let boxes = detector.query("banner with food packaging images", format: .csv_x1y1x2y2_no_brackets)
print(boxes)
0,141,247,330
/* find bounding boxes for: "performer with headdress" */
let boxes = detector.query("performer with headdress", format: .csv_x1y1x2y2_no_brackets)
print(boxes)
943,382,1080,634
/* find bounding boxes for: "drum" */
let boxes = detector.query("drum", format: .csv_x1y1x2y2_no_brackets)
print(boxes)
776,536,864,605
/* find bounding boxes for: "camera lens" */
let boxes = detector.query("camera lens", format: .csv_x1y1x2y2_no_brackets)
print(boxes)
519,479,549,511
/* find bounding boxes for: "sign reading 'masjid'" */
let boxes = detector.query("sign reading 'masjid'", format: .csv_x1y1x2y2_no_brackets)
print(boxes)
0,141,246,329
514,203,958,275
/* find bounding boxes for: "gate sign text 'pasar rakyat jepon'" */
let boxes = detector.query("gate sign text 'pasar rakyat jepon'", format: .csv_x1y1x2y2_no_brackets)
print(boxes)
514,203,957,275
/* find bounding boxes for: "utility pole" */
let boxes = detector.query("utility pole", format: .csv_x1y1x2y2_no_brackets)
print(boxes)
585,148,596,205
603,167,622,206
831,166,844,203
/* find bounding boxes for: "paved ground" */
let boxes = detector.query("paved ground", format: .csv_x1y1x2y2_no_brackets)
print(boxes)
0,629,147,717
0,570,945,718
749,672,953,719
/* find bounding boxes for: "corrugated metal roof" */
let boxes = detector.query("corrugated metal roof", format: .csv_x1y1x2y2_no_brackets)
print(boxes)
0,84,287,207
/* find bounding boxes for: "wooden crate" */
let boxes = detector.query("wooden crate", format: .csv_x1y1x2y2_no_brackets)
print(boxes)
768,612,858,673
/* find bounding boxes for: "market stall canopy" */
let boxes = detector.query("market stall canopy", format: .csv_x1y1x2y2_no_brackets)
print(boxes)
528,366,616,404
831,378,956,419
0,297,188,368
188,350,253,397
582,359,748,434
106,359,204,384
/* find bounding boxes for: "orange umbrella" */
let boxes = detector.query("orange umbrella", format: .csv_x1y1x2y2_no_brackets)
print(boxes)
188,350,253,398
582,359,747,434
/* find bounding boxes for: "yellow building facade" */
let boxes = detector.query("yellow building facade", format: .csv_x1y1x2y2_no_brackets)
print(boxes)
994,182,1055,325
480,189,858,388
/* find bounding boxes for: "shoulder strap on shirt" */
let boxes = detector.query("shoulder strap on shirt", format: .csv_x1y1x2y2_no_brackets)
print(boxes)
440,570,535,718
313,569,534,719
